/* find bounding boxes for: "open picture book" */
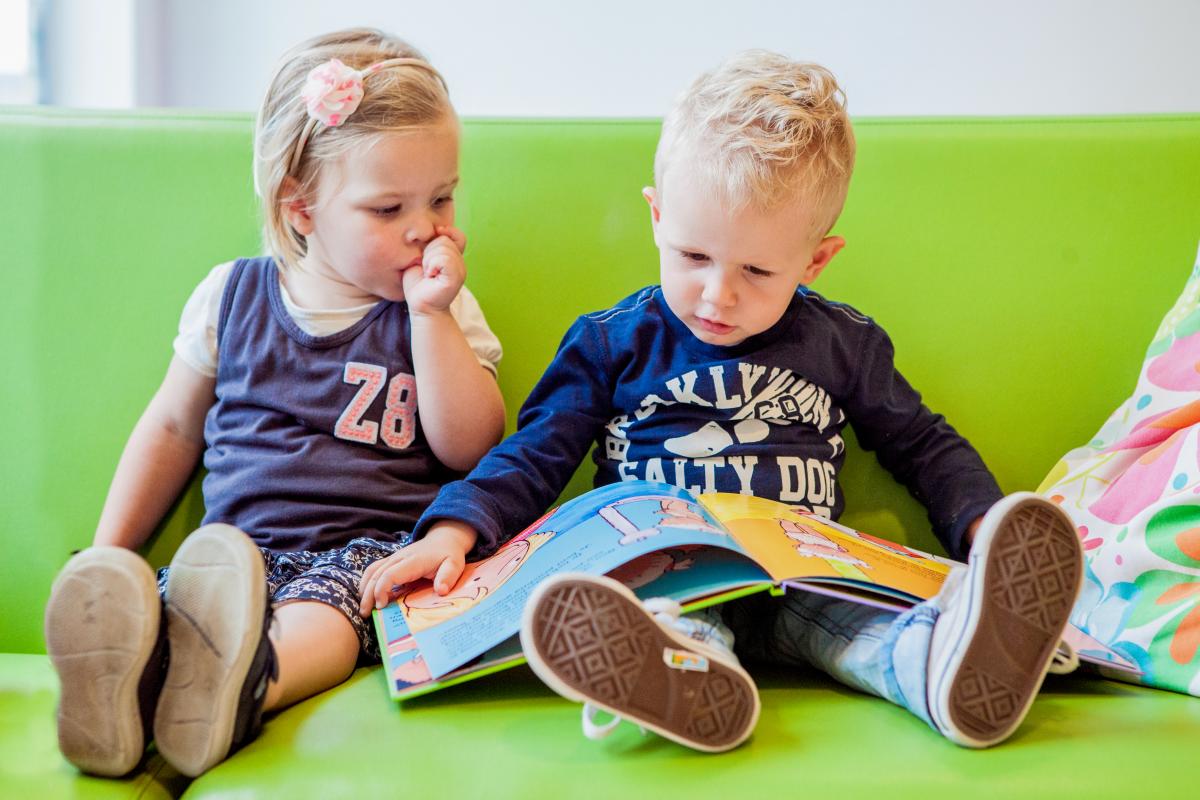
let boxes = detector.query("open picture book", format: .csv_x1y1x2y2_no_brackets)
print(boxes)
373,480,1137,700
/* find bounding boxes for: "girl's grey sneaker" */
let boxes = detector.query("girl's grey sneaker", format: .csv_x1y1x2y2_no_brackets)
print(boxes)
154,524,277,777
927,492,1083,748
521,573,760,752
45,547,167,777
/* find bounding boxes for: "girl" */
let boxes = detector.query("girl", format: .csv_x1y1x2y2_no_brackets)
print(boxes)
44,28,505,779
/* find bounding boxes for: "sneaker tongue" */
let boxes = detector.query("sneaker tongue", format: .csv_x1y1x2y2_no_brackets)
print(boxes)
642,597,683,619
931,565,969,610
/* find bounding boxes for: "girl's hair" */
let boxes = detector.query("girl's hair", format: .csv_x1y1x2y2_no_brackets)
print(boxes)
654,50,856,239
254,28,454,270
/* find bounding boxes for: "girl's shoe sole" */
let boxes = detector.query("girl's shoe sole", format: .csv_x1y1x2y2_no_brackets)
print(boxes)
154,524,266,777
45,547,160,776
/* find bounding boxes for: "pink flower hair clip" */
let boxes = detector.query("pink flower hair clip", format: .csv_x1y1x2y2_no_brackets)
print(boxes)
301,58,366,128
289,56,447,173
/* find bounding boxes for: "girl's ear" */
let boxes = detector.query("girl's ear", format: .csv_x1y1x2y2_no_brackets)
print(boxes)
281,177,314,236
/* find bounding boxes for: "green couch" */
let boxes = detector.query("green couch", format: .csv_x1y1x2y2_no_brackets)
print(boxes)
3,108,1199,799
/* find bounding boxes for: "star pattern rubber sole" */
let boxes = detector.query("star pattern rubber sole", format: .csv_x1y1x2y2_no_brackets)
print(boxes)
522,575,758,752
946,501,1082,743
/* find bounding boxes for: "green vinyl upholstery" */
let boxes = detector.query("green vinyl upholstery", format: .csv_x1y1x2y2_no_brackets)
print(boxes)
2,108,1199,798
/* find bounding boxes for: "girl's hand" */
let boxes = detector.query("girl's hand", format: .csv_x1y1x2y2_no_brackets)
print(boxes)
403,226,468,316
357,521,479,617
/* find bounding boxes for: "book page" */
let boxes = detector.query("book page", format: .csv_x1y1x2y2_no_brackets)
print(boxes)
699,493,1139,676
387,552,775,700
378,480,760,687
700,493,949,603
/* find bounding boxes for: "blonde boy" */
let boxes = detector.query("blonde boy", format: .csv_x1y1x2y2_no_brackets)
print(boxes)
363,51,1082,751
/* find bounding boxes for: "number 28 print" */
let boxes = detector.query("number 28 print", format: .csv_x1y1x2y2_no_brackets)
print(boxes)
334,362,416,449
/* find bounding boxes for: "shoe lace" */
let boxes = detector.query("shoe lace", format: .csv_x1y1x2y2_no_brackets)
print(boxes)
582,704,627,740
1047,638,1079,675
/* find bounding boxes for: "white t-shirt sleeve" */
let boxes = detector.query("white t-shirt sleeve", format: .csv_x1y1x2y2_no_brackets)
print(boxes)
173,263,502,378
172,261,234,378
450,286,503,377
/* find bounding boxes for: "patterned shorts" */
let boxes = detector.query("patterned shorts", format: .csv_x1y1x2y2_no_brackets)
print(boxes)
156,535,410,662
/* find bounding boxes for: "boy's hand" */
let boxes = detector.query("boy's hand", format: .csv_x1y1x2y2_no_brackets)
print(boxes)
357,521,478,617
965,515,984,551
404,226,467,316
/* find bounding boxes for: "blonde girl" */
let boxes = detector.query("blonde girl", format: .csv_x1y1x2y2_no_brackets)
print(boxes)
45,28,504,778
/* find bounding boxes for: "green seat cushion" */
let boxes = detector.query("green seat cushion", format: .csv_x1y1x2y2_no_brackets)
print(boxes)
0,654,186,798
5,652,1194,799
4,110,1200,797
185,665,1196,799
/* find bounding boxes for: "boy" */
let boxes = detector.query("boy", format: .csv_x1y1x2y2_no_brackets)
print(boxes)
360,50,1083,751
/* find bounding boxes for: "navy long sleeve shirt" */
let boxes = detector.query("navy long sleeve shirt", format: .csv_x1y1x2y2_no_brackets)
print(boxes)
416,285,1002,561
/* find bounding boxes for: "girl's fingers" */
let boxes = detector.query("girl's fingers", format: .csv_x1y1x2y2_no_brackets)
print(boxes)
434,226,467,252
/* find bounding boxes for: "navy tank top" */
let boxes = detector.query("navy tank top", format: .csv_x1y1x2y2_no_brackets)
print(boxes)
201,257,456,551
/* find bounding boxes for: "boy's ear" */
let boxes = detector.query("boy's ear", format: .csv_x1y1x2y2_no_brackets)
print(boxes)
643,185,661,223
643,187,662,247
281,177,314,236
799,235,845,285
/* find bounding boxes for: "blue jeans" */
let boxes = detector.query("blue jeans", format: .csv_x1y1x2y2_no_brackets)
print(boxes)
706,590,940,730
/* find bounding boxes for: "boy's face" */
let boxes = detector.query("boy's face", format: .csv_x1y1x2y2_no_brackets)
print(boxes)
647,164,843,347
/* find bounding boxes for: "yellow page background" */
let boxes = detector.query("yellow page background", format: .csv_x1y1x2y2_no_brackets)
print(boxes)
698,493,949,600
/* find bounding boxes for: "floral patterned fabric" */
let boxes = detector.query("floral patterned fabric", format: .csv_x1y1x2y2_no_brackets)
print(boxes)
1039,245,1200,695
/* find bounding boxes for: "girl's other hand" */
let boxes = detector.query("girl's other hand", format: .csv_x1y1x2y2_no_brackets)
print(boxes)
403,225,467,315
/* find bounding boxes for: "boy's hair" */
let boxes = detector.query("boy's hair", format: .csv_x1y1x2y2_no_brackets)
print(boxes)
654,50,856,239
255,28,454,271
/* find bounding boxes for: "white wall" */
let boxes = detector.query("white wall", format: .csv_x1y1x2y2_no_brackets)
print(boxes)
42,0,136,107
42,0,1200,116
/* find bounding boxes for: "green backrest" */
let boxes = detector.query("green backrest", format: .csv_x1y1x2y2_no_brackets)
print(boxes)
3,109,1199,654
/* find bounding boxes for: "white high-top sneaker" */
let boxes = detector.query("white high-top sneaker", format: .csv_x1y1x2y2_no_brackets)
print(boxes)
926,493,1083,748
521,573,760,752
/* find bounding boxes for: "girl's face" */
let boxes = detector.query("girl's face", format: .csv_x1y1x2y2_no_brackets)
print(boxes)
297,119,460,303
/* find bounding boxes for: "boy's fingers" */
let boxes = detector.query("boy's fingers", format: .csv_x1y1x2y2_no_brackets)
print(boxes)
358,554,394,597
358,574,379,616
374,565,403,610
361,559,399,614
360,558,383,587
373,558,427,610
433,555,464,596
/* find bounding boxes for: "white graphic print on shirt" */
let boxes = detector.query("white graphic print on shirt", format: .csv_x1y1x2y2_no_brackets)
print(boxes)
603,363,844,516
